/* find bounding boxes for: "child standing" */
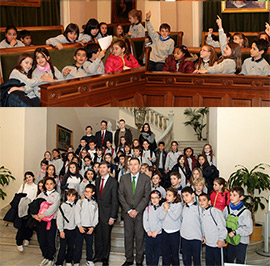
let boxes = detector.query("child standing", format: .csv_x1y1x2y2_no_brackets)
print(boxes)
80,169,96,197
199,193,227,266
36,159,48,184
223,186,253,264
163,45,195,73
51,149,64,176
211,177,230,211
145,11,174,71
154,141,167,179
181,186,202,266
151,173,166,199
193,177,206,202
142,140,156,166
80,155,93,177
164,141,181,175
158,188,182,266
143,190,163,266
0,25,25,48
74,184,99,266
16,172,37,252
202,143,217,167
171,155,191,186
55,189,78,266
34,177,61,266
128,9,145,38
105,39,141,73
183,147,197,172
189,168,208,194
170,172,183,195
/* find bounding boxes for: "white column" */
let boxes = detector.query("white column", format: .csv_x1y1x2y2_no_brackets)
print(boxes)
60,0,71,28
192,1,203,47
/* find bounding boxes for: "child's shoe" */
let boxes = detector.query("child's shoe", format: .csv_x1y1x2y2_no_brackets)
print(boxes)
17,245,24,252
39,258,49,266
23,240,29,246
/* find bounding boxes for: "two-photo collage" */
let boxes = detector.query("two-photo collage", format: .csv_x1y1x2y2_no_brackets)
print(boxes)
0,1,270,266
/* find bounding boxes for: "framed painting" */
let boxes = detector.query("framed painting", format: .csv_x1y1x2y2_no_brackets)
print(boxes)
56,125,73,152
222,1,269,13
0,0,41,7
111,0,136,24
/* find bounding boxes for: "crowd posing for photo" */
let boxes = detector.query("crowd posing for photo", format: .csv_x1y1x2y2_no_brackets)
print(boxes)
4,119,253,266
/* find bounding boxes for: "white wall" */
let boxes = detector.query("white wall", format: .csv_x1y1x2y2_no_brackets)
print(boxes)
145,0,161,31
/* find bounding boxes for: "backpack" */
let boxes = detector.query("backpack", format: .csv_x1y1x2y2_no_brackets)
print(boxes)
225,205,246,246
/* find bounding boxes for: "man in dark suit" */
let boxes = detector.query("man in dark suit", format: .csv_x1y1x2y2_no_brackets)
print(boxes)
95,120,113,147
114,119,133,149
118,158,151,266
94,161,118,266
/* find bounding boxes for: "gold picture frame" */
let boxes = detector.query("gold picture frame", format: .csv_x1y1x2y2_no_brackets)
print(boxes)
56,125,73,152
0,0,41,7
221,1,269,13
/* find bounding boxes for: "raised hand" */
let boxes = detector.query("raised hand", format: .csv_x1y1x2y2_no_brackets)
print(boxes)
146,10,151,20
216,15,222,30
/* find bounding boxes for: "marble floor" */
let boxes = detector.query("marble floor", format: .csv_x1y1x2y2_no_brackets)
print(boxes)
0,205,270,266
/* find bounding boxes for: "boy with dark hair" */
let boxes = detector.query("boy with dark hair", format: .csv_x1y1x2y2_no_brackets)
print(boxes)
55,189,78,266
19,30,32,46
145,10,174,71
74,184,98,266
154,141,167,179
84,43,105,75
88,139,97,161
199,193,227,266
83,126,95,144
63,48,88,79
181,186,202,266
223,186,253,264
75,137,88,155
241,39,270,75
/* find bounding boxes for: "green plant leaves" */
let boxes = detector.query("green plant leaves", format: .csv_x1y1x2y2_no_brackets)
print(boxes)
0,166,15,200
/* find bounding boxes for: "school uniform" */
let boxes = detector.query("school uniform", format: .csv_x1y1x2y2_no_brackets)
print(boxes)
61,174,82,194
88,149,96,161
171,164,192,187
50,158,64,176
93,154,103,164
79,165,93,180
154,149,167,174
196,60,218,71
205,153,217,167
62,64,88,79
46,33,90,47
223,203,253,264
129,22,145,38
55,201,76,265
74,197,99,264
83,58,105,75
32,65,63,84
143,204,163,266
201,206,227,266
241,57,270,76
79,180,95,197
151,183,166,199
180,201,202,266
186,156,197,172
0,38,25,48
164,151,181,172
158,202,182,266
36,169,46,184
141,149,156,166
36,190,61,261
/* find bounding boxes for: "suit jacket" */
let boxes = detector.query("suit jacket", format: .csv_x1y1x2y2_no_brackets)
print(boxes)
95,130,113,147
114,128,133,148
154,149,167,169
95,176,118,224
118,172,151,215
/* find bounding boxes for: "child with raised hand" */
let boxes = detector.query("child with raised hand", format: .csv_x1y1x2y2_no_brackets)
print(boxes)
74,184,99,266
196,15,242,74
151,172,166,199
163,45,196,73
105,39,140,73
84,18,102,43
55,189,78,266
9,53,51,102
16,172,38,252
19,30,32,46
202,143,217,167
223,186,253,264
206,27,232,48
128,9,145,38
84,43,105,75
195,45,217,71
199,193,227,266
0,25,25,48
145,10,175,71
158,187,182,266
181,186,202,266
211,177,230,211
32,47,63,83
34,177,61,266
143,190,163,266
241,39,270,76
99,22,108,38
62,48,88,79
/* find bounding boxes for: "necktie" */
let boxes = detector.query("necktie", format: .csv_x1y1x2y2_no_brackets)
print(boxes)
101,131,104,145
100,178,105,196
132,176,136,195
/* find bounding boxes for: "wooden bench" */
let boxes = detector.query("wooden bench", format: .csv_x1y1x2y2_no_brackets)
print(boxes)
0,25,64,46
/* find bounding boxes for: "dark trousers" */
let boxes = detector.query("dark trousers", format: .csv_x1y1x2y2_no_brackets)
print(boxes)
123,212,144,264
74,227,94,263
226,243,247,264
16,218,33,246
55,229,76,265
162,230,180,266
149,61,165,71
182,238,201,266
145,233,162,266
37,219,57,261
205,245,223,266
95,221,113,260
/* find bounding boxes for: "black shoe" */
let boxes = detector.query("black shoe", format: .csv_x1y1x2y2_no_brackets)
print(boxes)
93,258,102,263
136,263,143,266
122,261,133,266
102,258,109,266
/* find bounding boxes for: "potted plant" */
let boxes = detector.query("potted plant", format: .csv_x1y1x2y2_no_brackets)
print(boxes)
183,107,208,141
228,163,270,241
0,166,15,200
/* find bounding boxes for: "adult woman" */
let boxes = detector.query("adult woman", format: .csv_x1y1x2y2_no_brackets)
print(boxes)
139,123,157,151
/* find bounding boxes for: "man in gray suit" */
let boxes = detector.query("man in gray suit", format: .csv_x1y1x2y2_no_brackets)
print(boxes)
118,158,151,266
